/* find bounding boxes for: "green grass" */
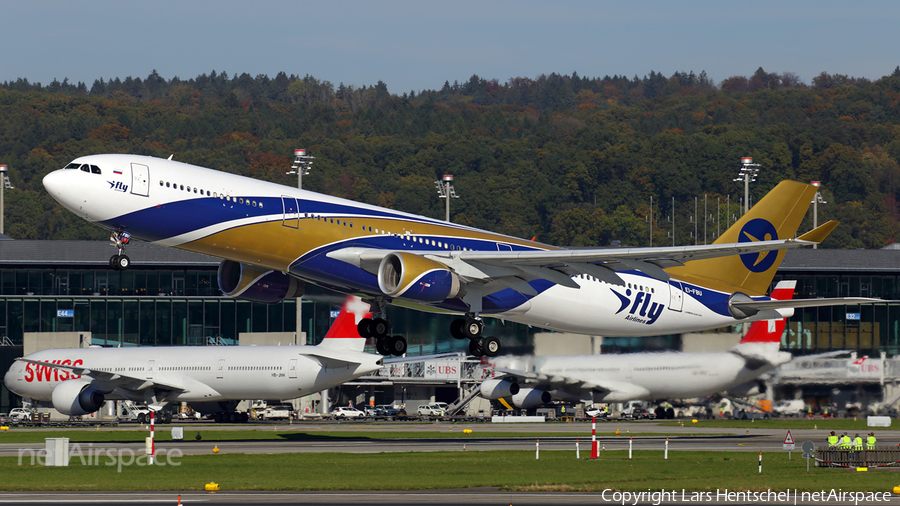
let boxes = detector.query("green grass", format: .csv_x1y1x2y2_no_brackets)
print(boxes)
0,450,891,492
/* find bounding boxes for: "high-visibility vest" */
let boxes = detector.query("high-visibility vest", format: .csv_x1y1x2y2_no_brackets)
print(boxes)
867,436,876,449
853,437,863,450
827,435,839,447
840,436,852,449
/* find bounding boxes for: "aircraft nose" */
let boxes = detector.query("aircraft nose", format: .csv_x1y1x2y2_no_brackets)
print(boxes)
43,170,65,197
2,365,14,390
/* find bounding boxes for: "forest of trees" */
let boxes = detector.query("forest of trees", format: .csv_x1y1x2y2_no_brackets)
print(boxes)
1,66,899,249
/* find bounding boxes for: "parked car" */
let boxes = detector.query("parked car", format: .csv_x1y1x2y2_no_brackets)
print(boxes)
416,403,448,417
375,405,400,417
331,407,365,419
8,408,33,423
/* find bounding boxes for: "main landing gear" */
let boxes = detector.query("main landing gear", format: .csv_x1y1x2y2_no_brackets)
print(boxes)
450,314,501,358
109,231,132,271
357,301,408,357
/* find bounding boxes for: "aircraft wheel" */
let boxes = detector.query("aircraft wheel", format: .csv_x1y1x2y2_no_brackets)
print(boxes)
464,318,483,338
450,319,467,340
371,318,391,339
666,407,675,419
481,336,501,357
241,413,250,423
137,413,146,424
468,339,484,358
389,335,407,356
109,255,119,270
375,338,391,356
113,254,130,271
655,407,665,419
214,413,223,423
161,411,172,424
357,318,373,338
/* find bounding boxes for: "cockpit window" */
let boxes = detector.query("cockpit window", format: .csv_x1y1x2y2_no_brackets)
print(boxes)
80,165,90,173
90,165,101,174
64,163,80,170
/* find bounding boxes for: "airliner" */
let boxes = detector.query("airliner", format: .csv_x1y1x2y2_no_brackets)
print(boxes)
480,281,797,409
42,154,878,357
4,296,381,422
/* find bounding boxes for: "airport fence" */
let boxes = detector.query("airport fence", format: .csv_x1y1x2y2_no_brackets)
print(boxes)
816,447,900,468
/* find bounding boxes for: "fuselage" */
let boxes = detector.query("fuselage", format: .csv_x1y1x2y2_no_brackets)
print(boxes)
4,345,382,404
43,154,778,337
495,349,789,403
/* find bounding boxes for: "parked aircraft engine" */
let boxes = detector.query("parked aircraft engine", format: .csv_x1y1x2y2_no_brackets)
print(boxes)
218,260,304,304
377,252,463,303
479,378,520,399
727,379,767,397
511,388,551,408
51,380,105,416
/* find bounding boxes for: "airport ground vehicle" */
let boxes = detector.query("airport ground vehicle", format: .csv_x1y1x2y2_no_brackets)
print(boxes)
258,404,293,420
771,399,806,417
332,407,365,419
8,408,34,423
417,403,449,417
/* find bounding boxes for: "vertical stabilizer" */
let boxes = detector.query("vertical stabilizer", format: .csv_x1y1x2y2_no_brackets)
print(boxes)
317,296,371,352
735,280,795,346
667,181,817,295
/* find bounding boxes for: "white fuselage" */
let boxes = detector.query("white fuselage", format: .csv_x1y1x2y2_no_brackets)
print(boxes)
43,154,785,337
495,347,790,403
5,346,382,404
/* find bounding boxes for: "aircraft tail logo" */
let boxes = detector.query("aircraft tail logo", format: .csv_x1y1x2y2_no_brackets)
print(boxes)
667,181,818,296
318,296,371,352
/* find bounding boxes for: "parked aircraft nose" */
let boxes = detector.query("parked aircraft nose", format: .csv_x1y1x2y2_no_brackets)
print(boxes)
2,364,15,391
42,170,65,198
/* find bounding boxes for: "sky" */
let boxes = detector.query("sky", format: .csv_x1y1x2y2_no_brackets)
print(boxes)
3,1,898,94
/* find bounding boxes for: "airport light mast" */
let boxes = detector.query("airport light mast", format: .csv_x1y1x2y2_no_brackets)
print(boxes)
811,181,827,250
0,165,13,235
734,157,761,215
286,149,314,190
435,174,459,222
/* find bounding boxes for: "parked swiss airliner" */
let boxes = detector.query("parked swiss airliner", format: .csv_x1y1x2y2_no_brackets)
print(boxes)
4,296,381,422
42,155,879,357
480,281,797,409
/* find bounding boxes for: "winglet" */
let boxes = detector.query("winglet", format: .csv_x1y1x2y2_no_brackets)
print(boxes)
797,220,839,243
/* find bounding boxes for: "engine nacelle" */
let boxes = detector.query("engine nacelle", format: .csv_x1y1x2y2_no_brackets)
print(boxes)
727,379,767,397
377,252,463,303
479,378,520,399
218,260,304,304
511,388,552,408
51,380,106,416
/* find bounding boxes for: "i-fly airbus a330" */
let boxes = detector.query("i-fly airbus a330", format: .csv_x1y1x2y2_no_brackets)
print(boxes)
42,154,878,358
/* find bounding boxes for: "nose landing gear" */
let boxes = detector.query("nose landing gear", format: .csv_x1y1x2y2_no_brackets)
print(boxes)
109,231,132,270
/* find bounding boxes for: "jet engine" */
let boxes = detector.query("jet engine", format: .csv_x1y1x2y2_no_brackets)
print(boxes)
51,380,106,416
377,252,463,303
479,378,520,399
727,379,767,397
511,388,552,408
217,260,304,304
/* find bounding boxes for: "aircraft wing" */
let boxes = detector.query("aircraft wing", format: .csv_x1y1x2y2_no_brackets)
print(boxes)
328,221,837,292
15,357,186,392
730,297,888,313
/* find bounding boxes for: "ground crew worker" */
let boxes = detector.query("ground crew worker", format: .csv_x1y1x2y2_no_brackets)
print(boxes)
853,433,863,451
827,431,839,448
866,432,876,450
808,405,813,419
823,406,828,418
839,432,852,449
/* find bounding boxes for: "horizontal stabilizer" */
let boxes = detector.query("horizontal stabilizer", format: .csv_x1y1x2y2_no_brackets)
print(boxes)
731,297,887,314
797,220,839,243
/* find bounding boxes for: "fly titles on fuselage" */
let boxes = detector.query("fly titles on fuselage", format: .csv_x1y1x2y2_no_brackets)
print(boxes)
611,288,663,325
23,359,83,383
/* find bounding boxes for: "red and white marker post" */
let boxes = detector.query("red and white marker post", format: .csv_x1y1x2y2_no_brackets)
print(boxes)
590,417,599,459
150,411,155,465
